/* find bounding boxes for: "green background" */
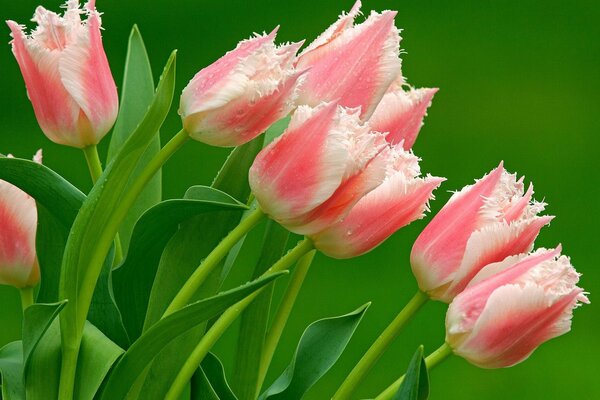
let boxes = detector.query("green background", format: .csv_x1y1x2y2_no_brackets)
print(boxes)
1,0,598,398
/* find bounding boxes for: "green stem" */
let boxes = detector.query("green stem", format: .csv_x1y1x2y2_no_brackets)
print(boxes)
19,287,35,311
164,239,314,400
162,207,267,317
375,342,453,400
333,290,430,400
81,145,125,265
82,145,103,184
256,249,316,395
58,129,189,400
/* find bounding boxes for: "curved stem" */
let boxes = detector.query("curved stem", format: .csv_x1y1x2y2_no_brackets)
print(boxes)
59,129,189,400
164,239,314,400
256,249,316,395
19,287,35,311
333,290,430,400
375,342,453,400
162,207,267,318
82,145,103,184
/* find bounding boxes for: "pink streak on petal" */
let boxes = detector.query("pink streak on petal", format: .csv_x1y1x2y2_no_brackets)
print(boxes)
7,20,79,145
445,215,554,299
370,87,438,149
297,11,400,119
462,286,582,368
452,247,562,318
411,163,505,291
250,102,340,219
314,176,444,258
182,31,278,114
188,70,303,147
286,156,387,235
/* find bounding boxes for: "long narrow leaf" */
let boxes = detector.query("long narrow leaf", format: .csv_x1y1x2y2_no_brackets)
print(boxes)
107,25,161,252
100,272,287,400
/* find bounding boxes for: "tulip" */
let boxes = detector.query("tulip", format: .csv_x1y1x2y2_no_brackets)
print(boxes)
249,102,389,236
312,147,444,258
369,85,438,149
179,29,304,147
295,1,401,120
411,163,554,302
7,0,118,148
446,247,588,368
0,151,42,289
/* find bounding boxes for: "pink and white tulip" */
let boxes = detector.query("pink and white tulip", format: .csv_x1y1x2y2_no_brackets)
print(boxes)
7,0,118,148
411,163,553,302
0,151,42,289
295,1,401,120
249,102,389,236
446,247,588,368
179,29,304,147
369,85,438,149
312,147,444,258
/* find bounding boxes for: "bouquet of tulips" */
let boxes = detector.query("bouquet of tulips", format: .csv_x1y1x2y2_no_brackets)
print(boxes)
0,1,588,399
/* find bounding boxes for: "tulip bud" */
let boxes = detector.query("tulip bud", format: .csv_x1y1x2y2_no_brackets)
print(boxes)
446,247,588,368
312,146,444,258
0,151,42,288
295,1,401,120
7,1,118,148
179,29,304,147
369,86,438,149
249,102,389,236
411,163,553,302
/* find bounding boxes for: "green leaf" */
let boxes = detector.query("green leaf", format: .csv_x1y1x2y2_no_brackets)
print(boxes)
144,136,264,328
135,136,264,399
100,272,287,400
112,186,247,342
0,158,84,303
25,321,123,400
35,205,71,303
260,303,371,400
0,342,24,400
232,221,290,399
59,51,176,347
22,301,67,372
191,353,238,400
393,346,429,400
0,158,85,226
107,25,161,253
88,246,130,348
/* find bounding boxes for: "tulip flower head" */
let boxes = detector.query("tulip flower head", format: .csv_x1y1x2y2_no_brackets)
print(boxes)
369,85,438,149
7,0,119,148
179,29,304,147
446,247,588,368
0,151,42,288
411,163,554,302
295,1,401,120
312,146,444,258
249,102,391,236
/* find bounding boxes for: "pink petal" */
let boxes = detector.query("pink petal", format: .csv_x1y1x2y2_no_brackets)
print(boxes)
250,102,346,219
59,7,118,145
369,87,438,149
7,20,80,145
411,163,505,295
0,170,39,288
313,175,444,258
296,11,401,119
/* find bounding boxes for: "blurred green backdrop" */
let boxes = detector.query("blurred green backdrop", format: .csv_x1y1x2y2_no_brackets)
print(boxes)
1,0,599,398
